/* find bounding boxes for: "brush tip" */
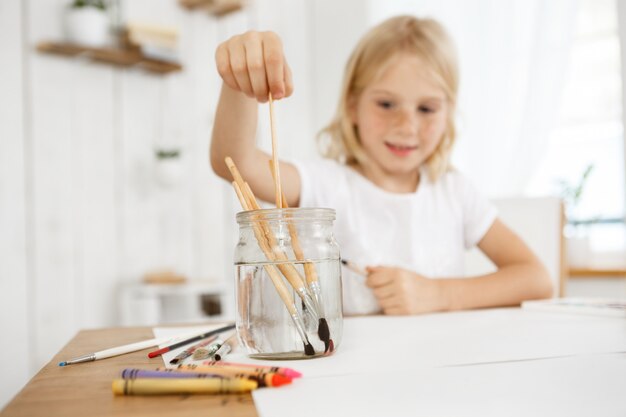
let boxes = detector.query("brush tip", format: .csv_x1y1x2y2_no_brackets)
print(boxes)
318,318,331,352
340,259,348,265
58,362,66,367
304,342,315,356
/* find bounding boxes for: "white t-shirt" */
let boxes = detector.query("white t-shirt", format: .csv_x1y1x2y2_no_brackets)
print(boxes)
292,158,498,315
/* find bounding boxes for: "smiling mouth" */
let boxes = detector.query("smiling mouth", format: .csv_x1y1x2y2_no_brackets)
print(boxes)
385,142,418,156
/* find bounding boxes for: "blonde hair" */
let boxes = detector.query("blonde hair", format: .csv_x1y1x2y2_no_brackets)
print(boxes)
318,15,459,181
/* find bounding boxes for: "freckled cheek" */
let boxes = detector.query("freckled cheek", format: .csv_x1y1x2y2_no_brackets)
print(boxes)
419,119,446,145
359,112,392,137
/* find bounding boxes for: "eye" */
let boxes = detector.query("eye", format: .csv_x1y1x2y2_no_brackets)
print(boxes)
377,100,395,109
418,105,435,114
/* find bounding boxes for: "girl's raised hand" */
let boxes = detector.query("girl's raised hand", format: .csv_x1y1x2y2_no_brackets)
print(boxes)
215,31,294,102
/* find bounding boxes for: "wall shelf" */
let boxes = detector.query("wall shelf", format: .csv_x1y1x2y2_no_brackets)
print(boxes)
569,267,626,278
36,41,182,74
178,0,244,16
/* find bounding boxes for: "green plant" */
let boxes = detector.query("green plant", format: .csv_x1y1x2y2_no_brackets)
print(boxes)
155,149,181,159
557,164,594,220
70,0,107,10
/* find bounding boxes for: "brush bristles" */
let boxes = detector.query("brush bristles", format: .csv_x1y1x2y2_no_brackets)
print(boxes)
318,318,331,352
304,342,315,356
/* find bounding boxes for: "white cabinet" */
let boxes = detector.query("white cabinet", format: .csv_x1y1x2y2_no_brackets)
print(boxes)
119,281,230,326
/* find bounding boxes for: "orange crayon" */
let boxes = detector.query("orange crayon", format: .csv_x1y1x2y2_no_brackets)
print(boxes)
157,365,292,388
200,360,302,378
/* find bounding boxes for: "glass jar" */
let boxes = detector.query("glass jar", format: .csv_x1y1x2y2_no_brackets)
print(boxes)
234,208,343,359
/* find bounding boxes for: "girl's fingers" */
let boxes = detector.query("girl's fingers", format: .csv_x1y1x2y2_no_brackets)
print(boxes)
379,296,401,312
245,35,269,102
283,62,294,98
262,35,285,99
372,286,394,300
216,31,291,102
215,45,239,92
383,306,406,316
229,42,254,98
365,271,393,288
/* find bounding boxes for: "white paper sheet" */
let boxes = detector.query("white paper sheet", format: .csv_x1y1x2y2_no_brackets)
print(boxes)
252,353,626,417
153,308,626,417
156,308,626,376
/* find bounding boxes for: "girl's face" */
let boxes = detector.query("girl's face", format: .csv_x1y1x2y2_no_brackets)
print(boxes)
350,53,449,188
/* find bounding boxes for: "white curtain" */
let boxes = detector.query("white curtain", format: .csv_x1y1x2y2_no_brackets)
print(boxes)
367,0,579,197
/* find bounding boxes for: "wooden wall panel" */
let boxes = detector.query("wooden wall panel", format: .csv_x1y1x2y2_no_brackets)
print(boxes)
28,0,81,368
0,0,30,408
71,63,117,328
185,12,228,289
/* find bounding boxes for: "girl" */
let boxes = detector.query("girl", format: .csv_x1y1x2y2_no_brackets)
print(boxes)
210,16,553,315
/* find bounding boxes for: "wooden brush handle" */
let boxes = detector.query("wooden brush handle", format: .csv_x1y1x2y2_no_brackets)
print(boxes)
269,159,320,286
232,181,295,310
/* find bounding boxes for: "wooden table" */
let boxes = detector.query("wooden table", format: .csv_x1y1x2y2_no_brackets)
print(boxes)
0,327,257,417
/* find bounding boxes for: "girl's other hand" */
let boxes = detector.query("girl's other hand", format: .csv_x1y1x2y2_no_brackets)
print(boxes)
215,31,294,102
365,266,447,315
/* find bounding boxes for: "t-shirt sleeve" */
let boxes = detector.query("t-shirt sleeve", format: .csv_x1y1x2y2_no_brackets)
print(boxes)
289,158,344,208
455,173,498,249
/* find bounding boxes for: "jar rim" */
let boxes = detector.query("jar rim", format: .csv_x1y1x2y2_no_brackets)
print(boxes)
236,207,336,224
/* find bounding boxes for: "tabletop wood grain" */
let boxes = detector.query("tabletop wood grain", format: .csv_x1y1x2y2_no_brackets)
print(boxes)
1,326,258,417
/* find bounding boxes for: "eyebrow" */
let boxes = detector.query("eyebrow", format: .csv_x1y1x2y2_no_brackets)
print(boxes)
369,89,444,102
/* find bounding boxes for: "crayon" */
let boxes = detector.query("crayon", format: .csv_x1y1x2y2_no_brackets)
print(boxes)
112,377,257,395
160,365,292,388
200,360,302,378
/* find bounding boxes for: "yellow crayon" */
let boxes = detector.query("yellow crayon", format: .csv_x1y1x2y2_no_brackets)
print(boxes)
112,377,257,395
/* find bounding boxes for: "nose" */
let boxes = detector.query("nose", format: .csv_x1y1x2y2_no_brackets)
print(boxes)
394,108,418,136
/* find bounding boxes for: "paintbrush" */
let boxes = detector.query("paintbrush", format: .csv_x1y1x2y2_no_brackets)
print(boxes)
269,159,333,353
148,323,235,358
169,335,218,365
341,259,368,277
242,181,320,324
268,92,282,209
213,332,238,361
58,328,220,366
226,161,315,356
225,158,319,318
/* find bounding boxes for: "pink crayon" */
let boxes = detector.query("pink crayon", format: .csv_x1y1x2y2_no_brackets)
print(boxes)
200,360,302,379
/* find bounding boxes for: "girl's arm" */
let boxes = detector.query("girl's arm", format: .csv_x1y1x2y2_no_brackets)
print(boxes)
210,31,301,206
439,219,554,311
366,219,553,315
